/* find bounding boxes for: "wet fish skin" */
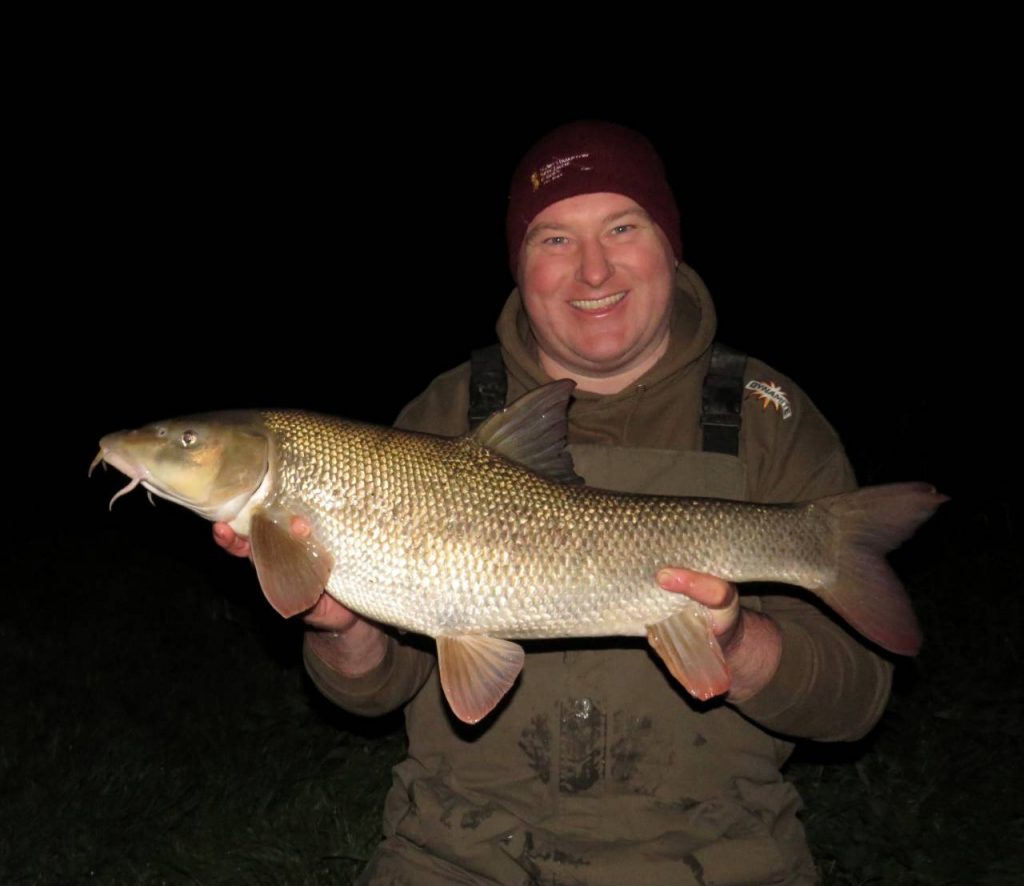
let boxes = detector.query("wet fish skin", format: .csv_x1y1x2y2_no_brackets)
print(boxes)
93,382,946,723
262,410,819,639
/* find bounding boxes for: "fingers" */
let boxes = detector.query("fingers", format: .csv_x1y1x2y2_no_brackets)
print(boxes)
212,522,251,558
656,567,734,608
212,523,234,548
657,567,743,646
214,516,311,559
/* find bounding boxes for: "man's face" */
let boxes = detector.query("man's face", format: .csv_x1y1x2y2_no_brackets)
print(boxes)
517,192,677,383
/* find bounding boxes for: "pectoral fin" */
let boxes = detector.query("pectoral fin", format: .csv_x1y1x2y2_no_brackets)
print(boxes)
647,604,731,701
250,512,334,618
436,635,525,724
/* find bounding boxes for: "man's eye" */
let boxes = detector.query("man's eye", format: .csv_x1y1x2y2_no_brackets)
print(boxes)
611,224,635,235
543,236,569,246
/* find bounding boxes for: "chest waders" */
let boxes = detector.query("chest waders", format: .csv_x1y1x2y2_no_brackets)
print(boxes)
356,346,822,886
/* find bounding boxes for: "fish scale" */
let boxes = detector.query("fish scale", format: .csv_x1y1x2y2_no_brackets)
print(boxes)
262,409,829,639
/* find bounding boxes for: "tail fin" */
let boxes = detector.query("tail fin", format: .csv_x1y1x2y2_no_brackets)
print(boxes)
813,483,948,656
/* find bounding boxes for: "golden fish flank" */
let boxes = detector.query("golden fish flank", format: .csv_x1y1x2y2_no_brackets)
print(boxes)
93,381,947,725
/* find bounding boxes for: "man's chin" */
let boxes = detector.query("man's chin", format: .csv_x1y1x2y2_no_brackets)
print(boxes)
571,344,643,376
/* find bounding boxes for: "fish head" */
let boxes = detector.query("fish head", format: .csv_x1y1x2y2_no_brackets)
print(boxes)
93,411,270,522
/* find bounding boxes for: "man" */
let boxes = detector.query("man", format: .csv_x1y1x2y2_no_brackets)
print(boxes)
216,121,892,885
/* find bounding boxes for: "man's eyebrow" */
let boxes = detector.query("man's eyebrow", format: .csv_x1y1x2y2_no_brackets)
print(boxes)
527,221,565,235
603,208,650,224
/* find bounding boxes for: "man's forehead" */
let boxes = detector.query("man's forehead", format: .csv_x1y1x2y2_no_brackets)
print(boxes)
527,193,650,232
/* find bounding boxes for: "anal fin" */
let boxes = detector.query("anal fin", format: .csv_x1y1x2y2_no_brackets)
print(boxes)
437,635,525,724
250,512,334,618
647,604,731,701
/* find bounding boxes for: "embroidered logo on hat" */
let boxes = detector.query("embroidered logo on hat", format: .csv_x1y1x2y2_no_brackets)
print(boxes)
745,380,793,420
531,153,593,191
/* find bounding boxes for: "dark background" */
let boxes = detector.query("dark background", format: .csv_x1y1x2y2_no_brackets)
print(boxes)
18,87,1001,523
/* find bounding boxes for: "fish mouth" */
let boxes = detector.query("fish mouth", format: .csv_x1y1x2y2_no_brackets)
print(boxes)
90,446,151,510
90,445,197,512
569,291,627,312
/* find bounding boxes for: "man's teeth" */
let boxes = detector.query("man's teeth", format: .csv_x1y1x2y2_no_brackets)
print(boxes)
570,292,627,311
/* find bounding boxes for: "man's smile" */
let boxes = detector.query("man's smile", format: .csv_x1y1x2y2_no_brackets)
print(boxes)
569,291,628,312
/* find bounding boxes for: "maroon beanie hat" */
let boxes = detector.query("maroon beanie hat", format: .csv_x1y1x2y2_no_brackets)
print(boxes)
506,120,682,277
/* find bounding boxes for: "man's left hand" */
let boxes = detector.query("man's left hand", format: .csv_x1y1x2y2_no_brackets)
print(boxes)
655,568,741,648
655,567,782,701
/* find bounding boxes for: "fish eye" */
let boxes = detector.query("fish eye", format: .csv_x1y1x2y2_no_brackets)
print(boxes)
181,430,198,447
157,427,167,437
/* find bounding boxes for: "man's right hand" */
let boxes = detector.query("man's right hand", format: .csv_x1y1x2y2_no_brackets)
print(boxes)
212,520,389,676
212,522,253,558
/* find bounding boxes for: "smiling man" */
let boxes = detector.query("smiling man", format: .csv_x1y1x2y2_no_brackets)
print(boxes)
218,121,893,885
518,192,677,390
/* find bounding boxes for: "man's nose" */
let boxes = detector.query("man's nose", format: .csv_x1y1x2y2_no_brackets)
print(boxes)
576,237,614,288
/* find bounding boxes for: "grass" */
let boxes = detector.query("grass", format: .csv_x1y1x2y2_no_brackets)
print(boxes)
787,497,1022,885
1,520,405,885
3,493,1020,884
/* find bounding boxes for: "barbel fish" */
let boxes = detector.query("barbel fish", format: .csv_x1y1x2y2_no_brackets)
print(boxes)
91,381,946,724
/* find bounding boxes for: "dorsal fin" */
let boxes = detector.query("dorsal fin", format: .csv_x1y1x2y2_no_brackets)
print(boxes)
470,379,582,484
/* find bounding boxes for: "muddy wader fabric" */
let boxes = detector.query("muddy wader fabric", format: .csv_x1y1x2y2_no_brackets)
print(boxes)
305,264,892,885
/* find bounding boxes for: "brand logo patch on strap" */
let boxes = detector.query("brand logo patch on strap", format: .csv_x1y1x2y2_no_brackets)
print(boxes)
745,379,793,420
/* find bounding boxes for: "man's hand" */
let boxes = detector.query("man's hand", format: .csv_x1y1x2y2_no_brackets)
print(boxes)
212,522,253,558
655,568,742,647
212,518,388,676
656,567,782,702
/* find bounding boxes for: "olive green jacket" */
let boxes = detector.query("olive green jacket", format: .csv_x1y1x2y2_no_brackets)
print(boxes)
307,263,891,885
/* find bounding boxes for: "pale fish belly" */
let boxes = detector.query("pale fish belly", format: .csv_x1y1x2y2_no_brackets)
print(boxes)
320,490,828,641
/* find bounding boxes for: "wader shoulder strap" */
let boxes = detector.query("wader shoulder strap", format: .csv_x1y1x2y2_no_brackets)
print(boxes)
468,340,747,454
468,344,507,429
701,342,747,456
